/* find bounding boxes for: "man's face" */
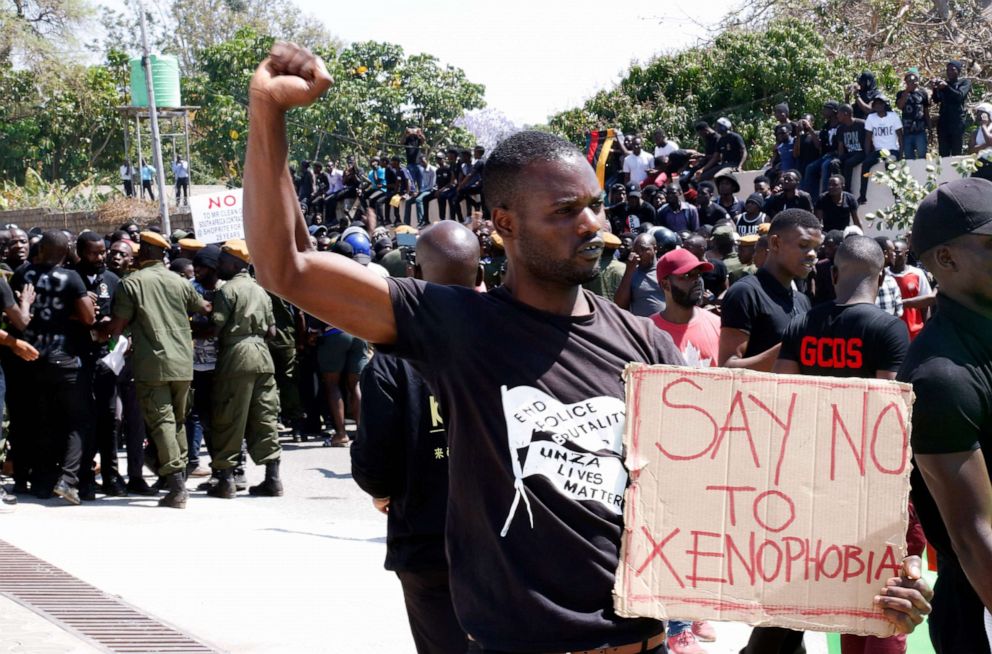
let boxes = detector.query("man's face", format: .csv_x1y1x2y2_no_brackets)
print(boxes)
698,186,714,206
821,106,835,121
838,111,853,125
478,227,493,252
632,235,656,269
878,239,895,266
666,188,681,208
771,226,823,279
666,269,705,308
618,236,633,261
609,187,626,204
774,108,788,123
755,180,770,196
947,64,959,81
717,179,734,196
739,243,756,264
193,264,216,285
942,234,992,311
892,241,909,269
108,242,132,273
684,236,707,259
905,74,918,90
7,229,28,264
781,172,799,192
775,128,790,144
627,194,641,209
504,156,606,286
653,132,666,146
827,175,844,196
79,239,106,272
177,264,194,280
631,138,642,155
446,152,458,164
474,148,484,160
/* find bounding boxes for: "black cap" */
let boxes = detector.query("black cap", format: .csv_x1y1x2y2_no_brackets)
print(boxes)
912,178,992,256
192,244,221,270
626,182,642,198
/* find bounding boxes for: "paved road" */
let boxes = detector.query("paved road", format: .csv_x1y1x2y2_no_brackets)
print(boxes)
1,438,828,653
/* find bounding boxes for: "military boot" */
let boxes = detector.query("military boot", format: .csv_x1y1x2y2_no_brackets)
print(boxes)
157,472,189,509
232,466,248,491
248,460,283,497
206,468,237,499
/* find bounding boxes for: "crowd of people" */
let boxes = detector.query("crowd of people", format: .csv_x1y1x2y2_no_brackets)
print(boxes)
3,44,990,654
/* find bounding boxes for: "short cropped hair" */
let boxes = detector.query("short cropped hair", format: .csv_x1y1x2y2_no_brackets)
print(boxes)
482,131,582,212
768,209,821,236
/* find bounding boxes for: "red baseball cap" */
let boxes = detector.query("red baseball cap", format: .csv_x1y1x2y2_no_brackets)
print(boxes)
656,248,714,280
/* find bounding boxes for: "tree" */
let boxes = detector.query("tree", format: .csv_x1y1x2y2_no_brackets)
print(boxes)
0,0,92,66
97,0,340,74
455,108,521,151
548,21,889,167
183,30,486,184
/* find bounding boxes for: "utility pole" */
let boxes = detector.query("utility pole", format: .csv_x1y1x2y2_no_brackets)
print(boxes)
138,0,170,233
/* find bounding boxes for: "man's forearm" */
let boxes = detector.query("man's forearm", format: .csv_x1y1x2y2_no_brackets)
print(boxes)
954,522,992,611
244,102,311,292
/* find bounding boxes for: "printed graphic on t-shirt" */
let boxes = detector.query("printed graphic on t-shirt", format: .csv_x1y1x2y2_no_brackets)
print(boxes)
681,341,711,368
499,385,628,535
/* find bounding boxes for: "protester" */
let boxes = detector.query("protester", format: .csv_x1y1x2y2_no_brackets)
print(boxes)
815,174,862,232
352,221,478,654
900,177,992,653
719,209,820,371
623,136,654,185
888,238,933,340
896,69,930,160
615,232,665,317
652,248,720,370
243,45,932,651
172,155,190,205
932,60,972,156
860,96,903,204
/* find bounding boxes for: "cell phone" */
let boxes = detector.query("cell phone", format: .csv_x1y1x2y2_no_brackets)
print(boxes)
396,233,417,248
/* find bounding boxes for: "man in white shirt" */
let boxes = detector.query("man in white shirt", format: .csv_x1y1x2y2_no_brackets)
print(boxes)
172,156,190,205
652,128,679,159
860,96,903,203
622,136,654,185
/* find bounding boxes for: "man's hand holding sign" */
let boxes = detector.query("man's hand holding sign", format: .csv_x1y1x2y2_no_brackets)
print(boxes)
615,364,932,635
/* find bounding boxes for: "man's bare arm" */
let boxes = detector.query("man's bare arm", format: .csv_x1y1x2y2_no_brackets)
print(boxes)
916,450,992,611
719,327,779,371
244,43,396,345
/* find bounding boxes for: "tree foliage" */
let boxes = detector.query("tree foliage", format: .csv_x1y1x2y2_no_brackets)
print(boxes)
0,0,92,66
182,30,485,184
549,21,895,166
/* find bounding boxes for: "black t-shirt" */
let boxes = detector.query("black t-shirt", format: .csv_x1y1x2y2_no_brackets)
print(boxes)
837,120,867,154
404,134,422,165
896,89,930,134
611,202,655,233
779,302,908,376
812,259,835,305
763,191,814,218
721,267,812,357
78,268,120,359
0,277,14,321
385,166,401,193
815,191,858,231
697,202,728,227
899,295,992,650
435,164,452,189
352,352,449,573
717,132,746,167
11,263,88,366
702,256,727,296
796,131,821,171
718,196,745,217
384,277,682,651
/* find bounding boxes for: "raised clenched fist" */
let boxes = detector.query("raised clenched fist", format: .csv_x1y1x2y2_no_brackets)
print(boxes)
249,42,333,112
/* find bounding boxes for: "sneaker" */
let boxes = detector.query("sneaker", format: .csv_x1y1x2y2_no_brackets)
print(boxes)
53,479,81,506
667,629,706,654
691,621,716,642
0,487,16,513
186,464,212,478
321,436,333,447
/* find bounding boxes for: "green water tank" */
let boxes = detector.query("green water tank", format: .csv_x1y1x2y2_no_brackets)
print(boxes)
129,54,182,108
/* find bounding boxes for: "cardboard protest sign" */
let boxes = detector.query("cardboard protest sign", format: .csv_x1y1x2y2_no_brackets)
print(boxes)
614,364,915,636
189,189,244,244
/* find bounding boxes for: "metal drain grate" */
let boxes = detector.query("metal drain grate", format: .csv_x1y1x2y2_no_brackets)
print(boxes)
0,539,222,653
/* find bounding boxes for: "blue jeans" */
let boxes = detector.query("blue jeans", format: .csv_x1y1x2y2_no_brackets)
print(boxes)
405,189,434,224
407,164,424,193
802,154,835,196
667,620,691,637
903,131,927,159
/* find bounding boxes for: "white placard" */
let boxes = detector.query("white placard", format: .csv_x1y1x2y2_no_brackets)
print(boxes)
189,189,244,244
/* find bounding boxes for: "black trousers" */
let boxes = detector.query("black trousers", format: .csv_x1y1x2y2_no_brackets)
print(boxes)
80,361,120,489
34,362,90,487
839,152,866,194
123,180,134,197
175,178,189,201
928,555,992,654
117,359,147,480
141,179,154,200
396,569,467,654
938,129,965,157
1,351,32,486
740,627,806,654
192,369,215,457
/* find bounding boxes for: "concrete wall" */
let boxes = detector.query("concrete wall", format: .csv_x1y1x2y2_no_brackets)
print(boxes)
1,209,193,236
732,156,969,237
